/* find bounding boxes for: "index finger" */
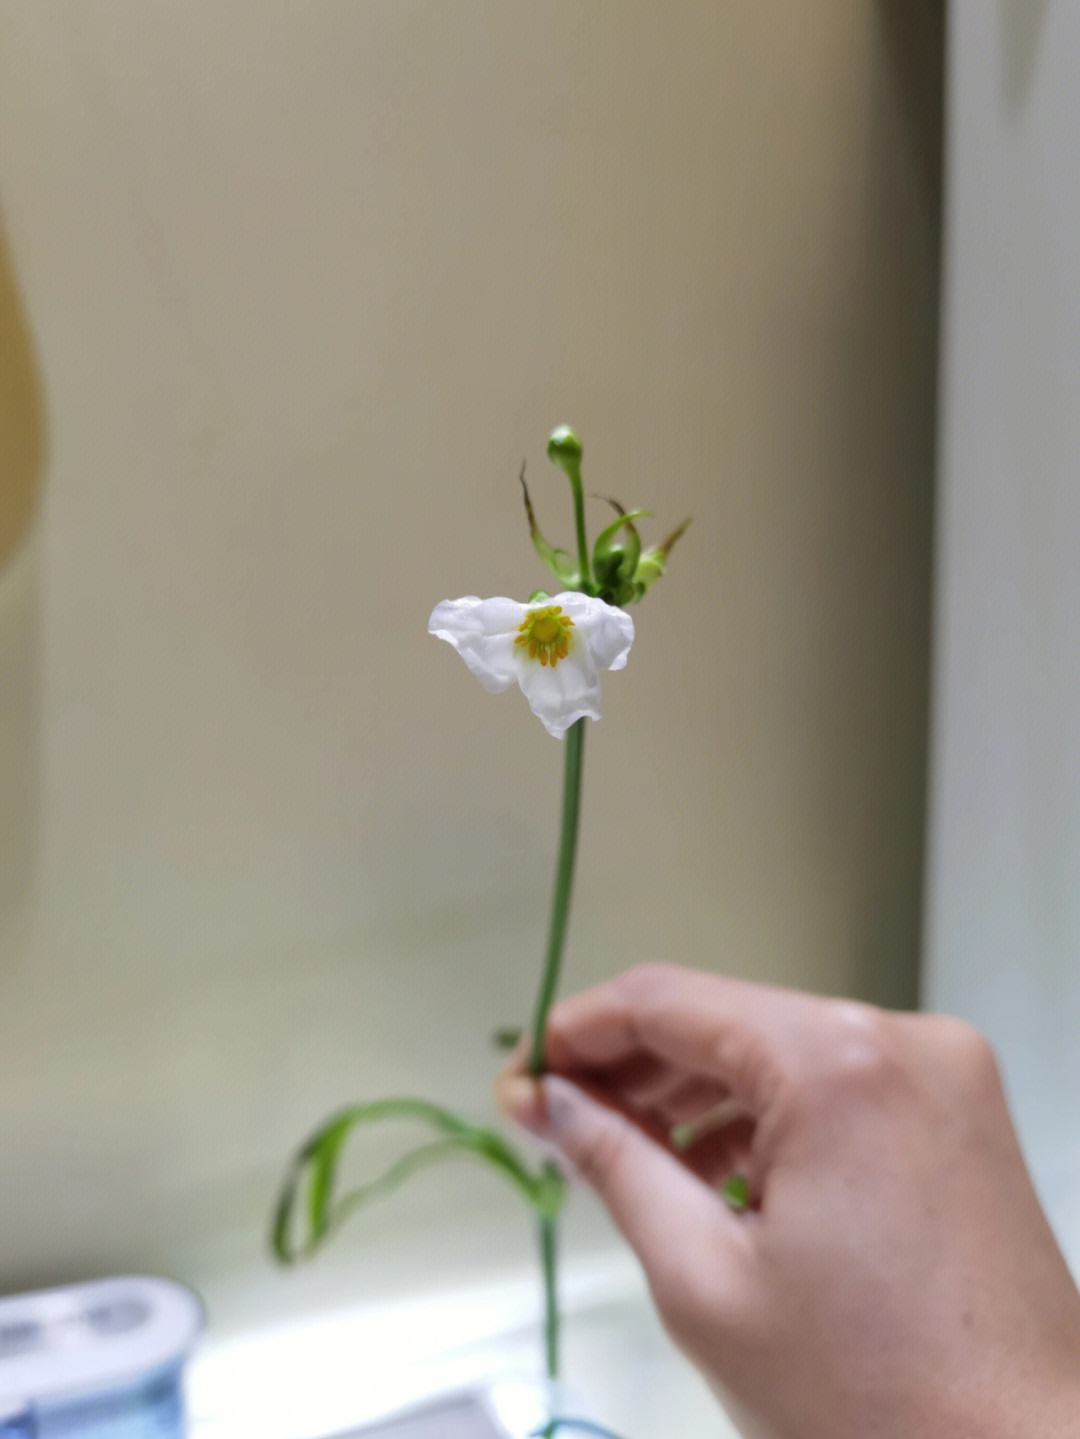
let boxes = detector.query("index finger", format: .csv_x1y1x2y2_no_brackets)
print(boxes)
538,962,811,1115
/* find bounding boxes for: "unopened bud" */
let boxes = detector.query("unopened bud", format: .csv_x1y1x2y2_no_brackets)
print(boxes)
546,425,583,472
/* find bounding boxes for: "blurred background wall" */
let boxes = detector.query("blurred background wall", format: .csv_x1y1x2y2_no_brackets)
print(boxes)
0,2,941,1335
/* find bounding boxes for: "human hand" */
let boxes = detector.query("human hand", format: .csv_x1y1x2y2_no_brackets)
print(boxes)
497,964,1080,1438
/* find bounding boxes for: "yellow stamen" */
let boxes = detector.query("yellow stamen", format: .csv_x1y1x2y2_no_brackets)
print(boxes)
515,604,574,668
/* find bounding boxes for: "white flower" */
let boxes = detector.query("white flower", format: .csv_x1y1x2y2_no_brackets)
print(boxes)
429,592,634,738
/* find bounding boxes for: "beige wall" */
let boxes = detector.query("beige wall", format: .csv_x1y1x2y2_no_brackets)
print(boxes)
0,3,939,1333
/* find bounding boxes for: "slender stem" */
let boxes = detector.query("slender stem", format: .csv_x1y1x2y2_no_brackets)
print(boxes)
528,717,586,1074
539,1210,559,1379
527,695,586,1387
566,465,592,591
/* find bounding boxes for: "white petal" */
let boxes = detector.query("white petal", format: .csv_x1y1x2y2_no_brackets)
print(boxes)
516,645,602,738
553,593,635,672
431,591,634,737
428,596,525,692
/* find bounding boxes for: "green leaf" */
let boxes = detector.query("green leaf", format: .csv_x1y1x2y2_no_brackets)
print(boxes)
272,1097,565,1263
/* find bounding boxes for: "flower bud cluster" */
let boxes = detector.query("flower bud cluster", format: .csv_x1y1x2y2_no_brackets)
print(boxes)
521,426,689,607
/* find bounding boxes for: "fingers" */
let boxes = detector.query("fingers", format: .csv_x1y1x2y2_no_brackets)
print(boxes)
498,1072,744,1303
535,963,801,1117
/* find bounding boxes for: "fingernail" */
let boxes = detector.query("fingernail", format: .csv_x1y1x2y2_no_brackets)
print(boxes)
495,1074,547,1133
538,1074,579,1138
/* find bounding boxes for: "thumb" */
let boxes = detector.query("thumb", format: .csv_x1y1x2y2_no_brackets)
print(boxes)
501,1073,734,1288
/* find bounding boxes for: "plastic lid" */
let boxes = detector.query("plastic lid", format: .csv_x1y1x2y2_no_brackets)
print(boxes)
0,1277,203,1404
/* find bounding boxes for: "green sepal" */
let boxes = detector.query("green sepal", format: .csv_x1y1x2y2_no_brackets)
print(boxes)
592,506,648,583
625,516,691,601
520,466,583,590
272,1097,566,1263
592,505,649,564
531,537,582,592
627,549,663,600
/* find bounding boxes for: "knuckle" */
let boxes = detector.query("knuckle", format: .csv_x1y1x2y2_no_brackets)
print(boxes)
615,960,681,1003
926,1013,1002,1096
820,1000,903,1092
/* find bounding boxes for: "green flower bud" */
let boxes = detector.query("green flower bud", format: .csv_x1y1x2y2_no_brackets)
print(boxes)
520,429,689,604
546,425,583,470
542,427,594,594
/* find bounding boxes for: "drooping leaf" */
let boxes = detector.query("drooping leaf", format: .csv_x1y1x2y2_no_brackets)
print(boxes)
272,1096,565,1263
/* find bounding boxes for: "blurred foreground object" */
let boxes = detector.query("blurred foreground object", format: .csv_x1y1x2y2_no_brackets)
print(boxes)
0,1277,202,1439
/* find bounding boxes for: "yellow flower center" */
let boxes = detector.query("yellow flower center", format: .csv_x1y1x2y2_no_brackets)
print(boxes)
514,604,575,667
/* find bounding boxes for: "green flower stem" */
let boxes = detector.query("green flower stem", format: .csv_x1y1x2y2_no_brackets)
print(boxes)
546,428,592,591
539,1209,559,1379
528,717,586,1075
565,463,591,591
526,715,586,1384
